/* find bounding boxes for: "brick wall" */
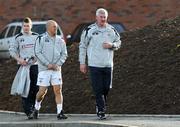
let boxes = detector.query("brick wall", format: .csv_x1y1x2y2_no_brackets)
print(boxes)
0,0,179,35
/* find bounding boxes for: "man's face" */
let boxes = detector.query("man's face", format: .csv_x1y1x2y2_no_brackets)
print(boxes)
96,13,107,27
48,22,57,36
22,22,32,33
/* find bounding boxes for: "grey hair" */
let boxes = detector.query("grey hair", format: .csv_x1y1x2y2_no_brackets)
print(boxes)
96,8,108,17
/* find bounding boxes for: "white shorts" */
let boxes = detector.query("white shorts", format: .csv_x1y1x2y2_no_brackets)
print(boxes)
37,70,62,86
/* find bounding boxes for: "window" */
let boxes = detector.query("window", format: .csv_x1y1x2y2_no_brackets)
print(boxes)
57,27,62,36
111,23,125,33
14,26,21,35
0,27,8,39
57,26,64,38
32,24,46,34
6,26,16,38
71,24,90,42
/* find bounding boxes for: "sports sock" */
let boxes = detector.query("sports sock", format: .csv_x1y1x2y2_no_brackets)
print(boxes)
34,100,41,110
57,104,63,114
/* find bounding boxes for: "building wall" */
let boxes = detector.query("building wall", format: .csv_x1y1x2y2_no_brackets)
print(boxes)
0,0,179,34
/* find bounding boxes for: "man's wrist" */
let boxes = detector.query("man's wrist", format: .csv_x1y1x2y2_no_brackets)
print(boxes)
112,43,115,48
16,57,22,63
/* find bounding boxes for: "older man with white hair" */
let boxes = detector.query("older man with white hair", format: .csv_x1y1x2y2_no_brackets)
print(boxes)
33,20,68,120
79,8,121,120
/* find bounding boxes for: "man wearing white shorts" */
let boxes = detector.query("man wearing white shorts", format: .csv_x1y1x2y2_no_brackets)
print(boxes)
33,20,68,120
37,70,62,87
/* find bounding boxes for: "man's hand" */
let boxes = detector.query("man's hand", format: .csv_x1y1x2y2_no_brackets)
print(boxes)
102,42,113,49
18,58,28,66
48,64,54,70
48,64,59,71
52,64,59,71
80,64,87,74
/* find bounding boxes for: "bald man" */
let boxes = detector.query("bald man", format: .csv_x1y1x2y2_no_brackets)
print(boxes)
33,20,68,120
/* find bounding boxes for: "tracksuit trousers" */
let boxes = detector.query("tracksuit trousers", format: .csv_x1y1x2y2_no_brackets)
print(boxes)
22,65,38,116
89,66,112,113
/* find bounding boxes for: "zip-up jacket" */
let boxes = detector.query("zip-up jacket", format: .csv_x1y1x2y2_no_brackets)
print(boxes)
9,32,39,61
34,32,68,72
79,23,121,67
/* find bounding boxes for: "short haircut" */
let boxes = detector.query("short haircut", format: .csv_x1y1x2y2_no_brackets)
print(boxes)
46,20,57,30
23,17,32,24
96,8,108,17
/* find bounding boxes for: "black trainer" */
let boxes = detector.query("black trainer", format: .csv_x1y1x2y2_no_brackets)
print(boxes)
27,112,33,119
57,110,68,120
97,111,106,120
32,109,39,119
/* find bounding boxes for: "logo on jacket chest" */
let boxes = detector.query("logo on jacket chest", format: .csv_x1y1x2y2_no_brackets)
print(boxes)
21,44,34,49
20,38,24,42
92,31,99,35
45,38,50,42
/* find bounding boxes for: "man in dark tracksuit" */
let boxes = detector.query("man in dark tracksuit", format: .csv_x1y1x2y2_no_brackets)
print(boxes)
79,8,121,120
9,17,39,119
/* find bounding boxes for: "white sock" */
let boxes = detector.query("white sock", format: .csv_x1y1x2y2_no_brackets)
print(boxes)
57,104,62,114
35,100,41,110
